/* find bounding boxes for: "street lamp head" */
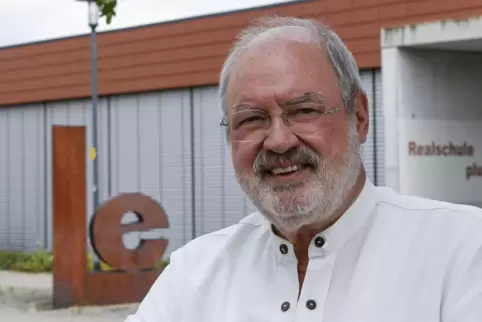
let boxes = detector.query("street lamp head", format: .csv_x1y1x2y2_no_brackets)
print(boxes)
76,0,99,28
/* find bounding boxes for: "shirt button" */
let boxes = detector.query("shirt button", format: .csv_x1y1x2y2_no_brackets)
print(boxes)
281,301,290,312
306,299,317,310
314,236,325,248
279,244,288,254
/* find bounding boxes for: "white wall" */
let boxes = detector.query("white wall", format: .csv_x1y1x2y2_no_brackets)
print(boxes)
383,48,482,207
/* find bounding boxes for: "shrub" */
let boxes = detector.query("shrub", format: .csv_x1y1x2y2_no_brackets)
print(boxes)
0,250,169,273
0,250,53,272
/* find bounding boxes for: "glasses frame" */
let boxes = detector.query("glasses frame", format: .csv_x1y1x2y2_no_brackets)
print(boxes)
219,91,355,129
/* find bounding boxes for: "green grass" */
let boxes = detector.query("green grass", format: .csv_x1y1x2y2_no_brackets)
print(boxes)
0,250,169,273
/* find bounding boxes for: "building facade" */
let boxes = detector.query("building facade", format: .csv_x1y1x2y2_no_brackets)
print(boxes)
382,16,482,209
1,0,482,254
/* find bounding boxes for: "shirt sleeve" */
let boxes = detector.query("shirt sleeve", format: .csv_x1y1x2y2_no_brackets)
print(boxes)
124,249,185,322
442,234,482,322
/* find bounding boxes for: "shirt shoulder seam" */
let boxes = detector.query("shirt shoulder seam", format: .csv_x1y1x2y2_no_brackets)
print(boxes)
376,199,482,219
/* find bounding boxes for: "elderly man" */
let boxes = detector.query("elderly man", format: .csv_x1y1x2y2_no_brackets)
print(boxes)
126,16,482,322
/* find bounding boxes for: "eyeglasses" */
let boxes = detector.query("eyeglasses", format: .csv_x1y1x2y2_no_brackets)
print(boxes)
220,92,354,143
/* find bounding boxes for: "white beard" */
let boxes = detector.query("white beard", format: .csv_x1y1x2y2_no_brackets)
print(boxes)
235,120,362,234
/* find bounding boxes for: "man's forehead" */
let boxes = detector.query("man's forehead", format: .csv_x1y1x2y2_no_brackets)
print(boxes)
233,27,325,76
231,29,324,80
250,26,316,46
226,27,336,112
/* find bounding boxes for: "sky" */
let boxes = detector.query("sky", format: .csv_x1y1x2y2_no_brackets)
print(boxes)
0,0,294,48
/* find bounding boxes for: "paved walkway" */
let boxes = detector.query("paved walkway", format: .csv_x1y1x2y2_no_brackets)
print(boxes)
1,307,133,321
0,271,137,321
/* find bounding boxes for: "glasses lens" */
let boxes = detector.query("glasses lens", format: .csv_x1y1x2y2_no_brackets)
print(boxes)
228,106,325,143
230,110,268,143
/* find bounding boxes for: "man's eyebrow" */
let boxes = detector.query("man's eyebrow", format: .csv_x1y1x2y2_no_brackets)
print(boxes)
283,92,327,105
231,103,258,112
231,92,327,111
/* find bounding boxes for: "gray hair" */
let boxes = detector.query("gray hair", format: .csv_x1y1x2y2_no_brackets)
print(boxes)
218,16,363,124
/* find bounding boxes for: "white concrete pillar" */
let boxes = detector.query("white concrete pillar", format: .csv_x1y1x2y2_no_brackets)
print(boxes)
381,48,401,191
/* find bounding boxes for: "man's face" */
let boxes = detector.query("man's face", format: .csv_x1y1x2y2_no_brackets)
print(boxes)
225,31,368,233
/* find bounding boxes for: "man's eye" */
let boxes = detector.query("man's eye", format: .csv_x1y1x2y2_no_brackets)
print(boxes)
235,114,266,128
240,115,263,124
291,107,322,115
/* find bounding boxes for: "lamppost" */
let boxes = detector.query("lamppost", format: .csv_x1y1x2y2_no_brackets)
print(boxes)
77,0,100,271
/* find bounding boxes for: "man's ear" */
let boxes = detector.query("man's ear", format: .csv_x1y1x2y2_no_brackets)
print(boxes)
354,90,369,144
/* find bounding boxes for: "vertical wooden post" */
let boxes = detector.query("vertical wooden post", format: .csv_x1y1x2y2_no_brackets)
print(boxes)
52,126,87,308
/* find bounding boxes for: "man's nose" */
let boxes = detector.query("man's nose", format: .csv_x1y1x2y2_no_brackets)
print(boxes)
262,117,300,154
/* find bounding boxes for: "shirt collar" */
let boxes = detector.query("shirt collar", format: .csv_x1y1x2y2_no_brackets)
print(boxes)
254,178,378,262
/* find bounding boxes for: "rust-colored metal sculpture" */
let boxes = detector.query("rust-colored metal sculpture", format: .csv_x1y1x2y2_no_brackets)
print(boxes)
90,193,169,271
52,126,169,308
52,125,88,308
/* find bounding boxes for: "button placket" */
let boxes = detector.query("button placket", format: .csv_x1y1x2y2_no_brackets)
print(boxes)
294,239,335,321
273,241,298,321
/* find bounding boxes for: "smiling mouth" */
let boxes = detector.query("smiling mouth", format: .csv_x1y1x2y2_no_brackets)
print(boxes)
270,165,299,175
265,164,312,177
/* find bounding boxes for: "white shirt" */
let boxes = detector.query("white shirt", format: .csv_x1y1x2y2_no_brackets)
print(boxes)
125,180,482,322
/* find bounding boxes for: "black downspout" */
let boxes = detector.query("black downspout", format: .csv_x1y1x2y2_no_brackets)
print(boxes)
372,69,378,186
189,88,196,240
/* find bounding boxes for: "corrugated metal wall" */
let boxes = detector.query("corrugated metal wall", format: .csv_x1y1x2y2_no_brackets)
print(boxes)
0,104,46,251
374,70,385,185
192,87,256,237
0,68,384,254
107,91,194,255
45,98,111,251
360,69,385,186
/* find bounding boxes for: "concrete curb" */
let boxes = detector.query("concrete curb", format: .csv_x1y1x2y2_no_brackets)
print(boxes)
0,270,51,291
